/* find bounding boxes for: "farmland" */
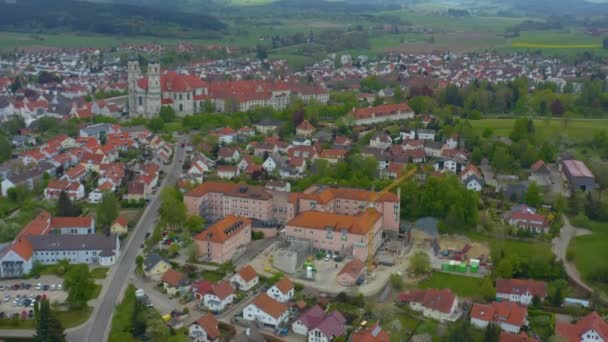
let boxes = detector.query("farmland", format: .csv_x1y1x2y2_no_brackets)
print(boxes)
469,118,608,142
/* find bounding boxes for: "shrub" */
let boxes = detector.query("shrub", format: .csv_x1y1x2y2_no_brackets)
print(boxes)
566,247,575,262
571,214,591,229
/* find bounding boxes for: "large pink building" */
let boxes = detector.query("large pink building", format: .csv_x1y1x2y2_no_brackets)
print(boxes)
193,216,252,263
284,210,383,261
184,182,401,232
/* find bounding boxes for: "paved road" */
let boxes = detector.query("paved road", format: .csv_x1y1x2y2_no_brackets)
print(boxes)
551,215,593,294
68,137,187,342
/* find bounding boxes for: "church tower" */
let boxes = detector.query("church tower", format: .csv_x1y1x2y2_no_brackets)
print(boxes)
127,55,140,116
147,58,162,117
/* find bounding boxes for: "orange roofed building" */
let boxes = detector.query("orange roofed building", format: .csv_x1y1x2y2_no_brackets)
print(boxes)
193,216,252,264
351,103,414,126
556,312,608,342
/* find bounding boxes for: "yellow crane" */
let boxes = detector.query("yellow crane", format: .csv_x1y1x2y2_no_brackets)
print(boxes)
366,166,417,273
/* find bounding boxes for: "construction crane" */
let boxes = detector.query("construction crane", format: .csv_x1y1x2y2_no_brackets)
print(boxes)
366,166,417,273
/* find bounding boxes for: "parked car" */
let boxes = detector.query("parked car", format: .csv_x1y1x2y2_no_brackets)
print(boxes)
3,295,10,302
57,284,62,291
24,283,32,290
28,310,34,319
12,284,19,290
0,285,6,291
42,285,49,291
35,283,41,291
50,284,56,291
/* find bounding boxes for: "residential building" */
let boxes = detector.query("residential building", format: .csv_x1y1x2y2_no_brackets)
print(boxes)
292,305,325,336
1,162,55,196
296,120,316,138
29,234,119,266
230,265,259,291
307,310,346,342
286,210,383,261
470,301,528,334
507,204,549,234
203,281,235,313
161,269,190,296
351,321,390,342
496,278,547,306
369,133,393,150
44,179,85,201
556,311,608,342
189,314,221,342
350,104,414,126
499,332,538,342
111,216,129,235
143,253,171,281
193,216,252,263
398,289,459,322
243,293,289,329
336,259,365,286
529,160,551,186
266,276,294,303
217,127,236,145
560,159,596,192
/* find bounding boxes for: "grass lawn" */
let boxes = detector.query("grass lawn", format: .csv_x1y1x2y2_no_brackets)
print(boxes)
91,284,102,299
201,270,225,282
90,267,109,279
0,307,92,330
418,272,485,297
469,118,608,142
571,221,608,293
469,231,554,262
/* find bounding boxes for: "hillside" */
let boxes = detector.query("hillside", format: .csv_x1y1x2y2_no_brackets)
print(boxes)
0,0,225,37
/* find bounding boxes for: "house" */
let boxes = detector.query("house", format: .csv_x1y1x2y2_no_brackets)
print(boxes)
124,181,145,202
398,288,459,322
529,160,551,186
267,276,294,303
462,173,484,192
230,265,259,291
333,136,352,149
237,126,256,139
470,301,528,334
255,119,282,135
1,162,55,196
189,314,220,342
292,305,325,336
556,312,608,342
507,204,549,234
79,123,121,139
296,120,316,138
192,279,214,300
417,129,436,141
496,278,547,306
369,133,393,150
193,216,252,263
350,103,414,125
499,332,538,342
336,259,365,286
351,321,390,342
319,149,347,165
218,147,241,163
203,281,235,313
243,293,289,329
61,164,87,183
217,165,240,180
161,269,190,296
307,310,346,342
143,253,171,281
217,127,236,145
111,216,129,235
560,159,596,192
44,180,85,201
262,156,278,173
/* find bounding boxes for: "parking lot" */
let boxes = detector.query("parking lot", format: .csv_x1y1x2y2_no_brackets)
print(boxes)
0,275,67,318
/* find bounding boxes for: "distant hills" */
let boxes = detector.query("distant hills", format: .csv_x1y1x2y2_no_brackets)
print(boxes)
0,0,225,36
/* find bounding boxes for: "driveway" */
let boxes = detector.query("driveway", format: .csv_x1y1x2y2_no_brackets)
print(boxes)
551,215,594,294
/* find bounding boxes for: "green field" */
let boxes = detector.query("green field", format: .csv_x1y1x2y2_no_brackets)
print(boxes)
418,272,485,297
469,232,553,261
571,221,608,293
469,118,608,142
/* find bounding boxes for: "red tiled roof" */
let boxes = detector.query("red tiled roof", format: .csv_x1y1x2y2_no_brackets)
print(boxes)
470,302,527,327
193,216,251,244
338,259,365,279
194,314,220,340
352,103,412,120
9,239,33,260
496,278,547,298
113,216,128,227
562,159,594,179
297,120,315,131
161,269,187,288
237,265,258,283
251,293,287,319
50,216,94,229
530,160,547,174
556,312,608,342
399,288,456,314
287,210,382,236
17,211,52,240
209,281,234,300
352,321,390,342
499,332,538,342
273,277,294,294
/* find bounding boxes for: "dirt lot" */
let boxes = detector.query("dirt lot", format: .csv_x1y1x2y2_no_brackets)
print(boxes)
438,235,490,260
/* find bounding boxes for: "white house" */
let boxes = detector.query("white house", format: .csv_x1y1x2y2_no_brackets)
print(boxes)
243,293,289,329
470,302,527,334
217,166,239,180
203,281,235,313
230,265,259,291
189,314,220,342
398,289,459,322
556,312,608,342
267,276,294,303
369,133,392,150
417,129,436,140
262,156,278,173
217,127,236,145
292,305,346,341
495,278,547,306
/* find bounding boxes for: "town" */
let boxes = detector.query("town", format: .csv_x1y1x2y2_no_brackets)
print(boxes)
0,41,606,342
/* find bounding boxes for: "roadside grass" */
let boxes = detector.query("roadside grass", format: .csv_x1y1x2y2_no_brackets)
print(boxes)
90,267,109,279
91,284,102,300
468,231,554,262
201,270,225,282
468,118,608,142
571,221,608,294
418,272,484,298
0,307,93,330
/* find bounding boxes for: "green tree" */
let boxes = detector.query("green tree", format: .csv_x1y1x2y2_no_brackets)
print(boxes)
34,299,66,342
159,106,176,123
495,257,515,278
410,251,431,275
390,273,404,290
0,135,11,163
56,191,79,217
97,193,119,235
135,255,144,273
159,186,186,231
64,265,94,310
480,276,496,301
147,117,164,132
483,323,501,342
524,182,543,208
185,215,205,234
444,320,474,342
393,85,404,104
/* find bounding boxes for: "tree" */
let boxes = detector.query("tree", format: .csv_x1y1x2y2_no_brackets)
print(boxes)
550,99,565,117
97,193,119,235
218,260,236,275
495,257,515,278
524,182,542,208
480,276,496,301
185,215,205,234
159,106,176,123
56,191,79,217
159,187,187,231
255,44,268,60
147,117,164,132
393,85,404,104
444,320,474,342
34,299,66,342
64,265,94,310
135,255,144,272
483,323,501,342
389,273,404,290
410,251,431,275
0,135,11,163
131,299,148,337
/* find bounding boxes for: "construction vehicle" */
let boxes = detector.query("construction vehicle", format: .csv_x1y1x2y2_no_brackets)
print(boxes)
366,166,417,273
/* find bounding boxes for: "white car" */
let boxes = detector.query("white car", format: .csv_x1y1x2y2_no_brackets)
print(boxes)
50,284,56,291
35,283,41,291
57,284,62,291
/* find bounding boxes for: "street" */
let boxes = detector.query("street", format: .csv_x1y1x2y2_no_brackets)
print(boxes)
67,137,187,342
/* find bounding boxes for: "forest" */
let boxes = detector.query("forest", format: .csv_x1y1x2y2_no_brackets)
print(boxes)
0,0,225,37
